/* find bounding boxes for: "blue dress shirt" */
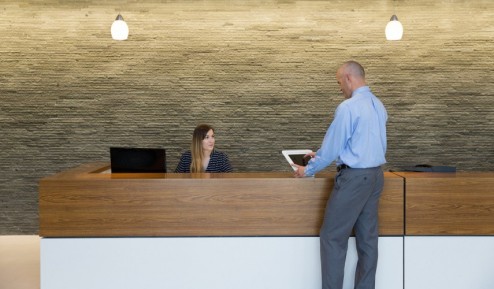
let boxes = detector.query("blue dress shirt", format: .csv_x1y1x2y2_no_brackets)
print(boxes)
305,86,387,176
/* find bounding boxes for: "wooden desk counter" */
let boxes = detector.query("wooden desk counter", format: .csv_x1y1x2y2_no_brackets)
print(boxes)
393,172,494,235
39,163,404,237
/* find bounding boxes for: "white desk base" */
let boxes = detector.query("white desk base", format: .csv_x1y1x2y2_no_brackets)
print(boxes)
41,237,403,289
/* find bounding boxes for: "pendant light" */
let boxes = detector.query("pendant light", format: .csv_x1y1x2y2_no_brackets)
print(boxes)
385,14,403,41
111,14,129,41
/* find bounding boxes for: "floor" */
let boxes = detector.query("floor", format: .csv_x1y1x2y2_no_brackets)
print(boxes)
0,235,40,289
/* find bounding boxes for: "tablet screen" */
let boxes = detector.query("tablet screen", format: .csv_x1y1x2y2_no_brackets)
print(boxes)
289,154,311,166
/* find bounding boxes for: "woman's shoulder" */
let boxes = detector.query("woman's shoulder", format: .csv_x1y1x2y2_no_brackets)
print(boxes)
179,150,192,158
209,149,233,172
175,150,191,173
212,149,229,158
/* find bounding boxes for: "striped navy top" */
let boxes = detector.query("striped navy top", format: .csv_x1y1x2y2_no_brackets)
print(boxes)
174,149,233,173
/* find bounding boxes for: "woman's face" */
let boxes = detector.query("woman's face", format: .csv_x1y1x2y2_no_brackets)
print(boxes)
202,129,215,153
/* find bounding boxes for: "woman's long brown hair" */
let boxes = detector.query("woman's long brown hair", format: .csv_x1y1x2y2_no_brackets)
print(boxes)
190,124,214,173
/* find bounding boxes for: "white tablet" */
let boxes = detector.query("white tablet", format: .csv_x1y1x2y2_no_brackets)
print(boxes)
282,149,313,171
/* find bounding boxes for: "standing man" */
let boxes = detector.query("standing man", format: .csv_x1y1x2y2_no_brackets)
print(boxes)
293,60,387,289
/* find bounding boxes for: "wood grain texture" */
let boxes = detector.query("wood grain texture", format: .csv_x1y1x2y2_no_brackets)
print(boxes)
395,172,494,235
39,163,404,237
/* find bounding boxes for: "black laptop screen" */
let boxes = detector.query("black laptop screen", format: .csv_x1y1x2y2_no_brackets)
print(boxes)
110,147,166,173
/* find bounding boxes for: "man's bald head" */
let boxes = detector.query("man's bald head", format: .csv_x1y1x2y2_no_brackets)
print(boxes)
340,61,365,79
336,61,367,98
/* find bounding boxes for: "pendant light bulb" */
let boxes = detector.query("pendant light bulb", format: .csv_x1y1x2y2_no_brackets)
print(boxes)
385,15,403,41
111,14,129,41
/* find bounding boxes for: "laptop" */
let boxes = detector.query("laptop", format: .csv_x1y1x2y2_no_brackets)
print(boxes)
110,147,166,173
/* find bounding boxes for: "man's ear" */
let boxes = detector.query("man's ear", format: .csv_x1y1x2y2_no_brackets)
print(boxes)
345,74,353,87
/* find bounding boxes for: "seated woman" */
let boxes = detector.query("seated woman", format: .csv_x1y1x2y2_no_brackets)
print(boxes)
175,124,233,173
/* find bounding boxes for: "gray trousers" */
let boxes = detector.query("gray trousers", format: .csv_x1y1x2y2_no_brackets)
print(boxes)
320,167,384,289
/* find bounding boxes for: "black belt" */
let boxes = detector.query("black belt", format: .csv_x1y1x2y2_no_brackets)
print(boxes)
336,164,351,172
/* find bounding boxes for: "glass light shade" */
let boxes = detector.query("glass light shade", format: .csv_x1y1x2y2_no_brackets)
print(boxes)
385,15,403,41
111,14,129,41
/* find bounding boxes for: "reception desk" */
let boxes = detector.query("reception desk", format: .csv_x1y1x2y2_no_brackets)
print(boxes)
39,162,404,237
392,171,494,235
39,163,494,289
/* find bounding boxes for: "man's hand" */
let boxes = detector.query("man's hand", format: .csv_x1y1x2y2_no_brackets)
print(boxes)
292,164,306,178
304,152,316,159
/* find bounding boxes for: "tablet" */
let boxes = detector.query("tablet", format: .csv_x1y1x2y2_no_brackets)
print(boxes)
282,149,313,171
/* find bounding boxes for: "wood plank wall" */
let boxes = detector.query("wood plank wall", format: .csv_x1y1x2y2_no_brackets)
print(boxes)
2,0,493,234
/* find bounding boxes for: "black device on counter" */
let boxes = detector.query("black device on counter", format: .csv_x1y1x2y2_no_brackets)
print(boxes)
110,147,166,173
